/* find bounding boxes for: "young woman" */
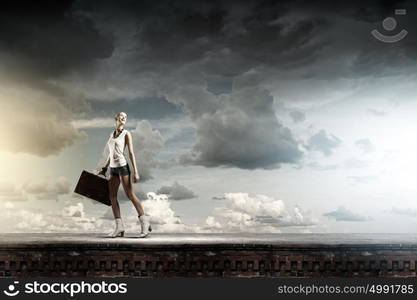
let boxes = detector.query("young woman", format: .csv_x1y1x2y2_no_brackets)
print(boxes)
97,112,152,238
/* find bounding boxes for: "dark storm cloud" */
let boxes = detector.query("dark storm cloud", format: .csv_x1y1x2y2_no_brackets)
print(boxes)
206,75,234,96
67,0,417,169
22,177,72,201
128,0,326,76
5,0,417,161
156,182,196,200
307,130,341,156
0,1,113,113
178,87,303,169
270,0,417,79
6,0,417,95
77,0,417,80
0,0,113,80
86,97,184,120
0,0,114,156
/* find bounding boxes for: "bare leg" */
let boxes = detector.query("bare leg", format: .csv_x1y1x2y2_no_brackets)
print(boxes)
108,175,121,218
120,174,145,216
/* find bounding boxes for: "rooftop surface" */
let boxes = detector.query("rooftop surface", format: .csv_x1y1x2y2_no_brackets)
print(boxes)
0,233,416,248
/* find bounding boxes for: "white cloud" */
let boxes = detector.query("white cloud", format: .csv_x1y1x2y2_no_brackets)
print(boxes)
122,192,196,233
0,201,106,233
63,203,85,218
204,192,317,233
1,191,317,234
323,206,372,222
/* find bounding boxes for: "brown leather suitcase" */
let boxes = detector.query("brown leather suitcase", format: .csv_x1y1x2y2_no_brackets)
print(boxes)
74,170,111,206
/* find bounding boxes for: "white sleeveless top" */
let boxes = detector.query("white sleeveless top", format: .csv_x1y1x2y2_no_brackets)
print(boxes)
107,129,128,168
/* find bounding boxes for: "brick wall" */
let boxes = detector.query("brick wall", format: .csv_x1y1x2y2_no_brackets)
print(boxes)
1,243,416,277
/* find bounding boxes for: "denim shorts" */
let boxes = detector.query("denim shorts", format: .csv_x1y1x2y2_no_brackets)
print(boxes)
110,164,131,177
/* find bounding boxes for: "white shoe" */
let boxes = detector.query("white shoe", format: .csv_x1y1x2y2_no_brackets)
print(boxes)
138,215,152,238
108,218,125,238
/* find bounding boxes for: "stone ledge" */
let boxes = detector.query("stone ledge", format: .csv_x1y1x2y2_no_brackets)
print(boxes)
1,233,417,277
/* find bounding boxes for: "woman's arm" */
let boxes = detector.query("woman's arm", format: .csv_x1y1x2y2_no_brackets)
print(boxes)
126,131,140,177
104,154,110,168
97,154,110,175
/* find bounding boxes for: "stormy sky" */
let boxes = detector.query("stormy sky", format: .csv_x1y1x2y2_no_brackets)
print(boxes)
2,0,417,233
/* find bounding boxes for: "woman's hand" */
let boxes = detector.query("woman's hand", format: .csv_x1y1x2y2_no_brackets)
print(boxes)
133,172,140,183
97,167,107,176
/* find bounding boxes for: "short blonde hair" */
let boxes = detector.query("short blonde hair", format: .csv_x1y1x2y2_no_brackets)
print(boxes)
114,112,127,121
